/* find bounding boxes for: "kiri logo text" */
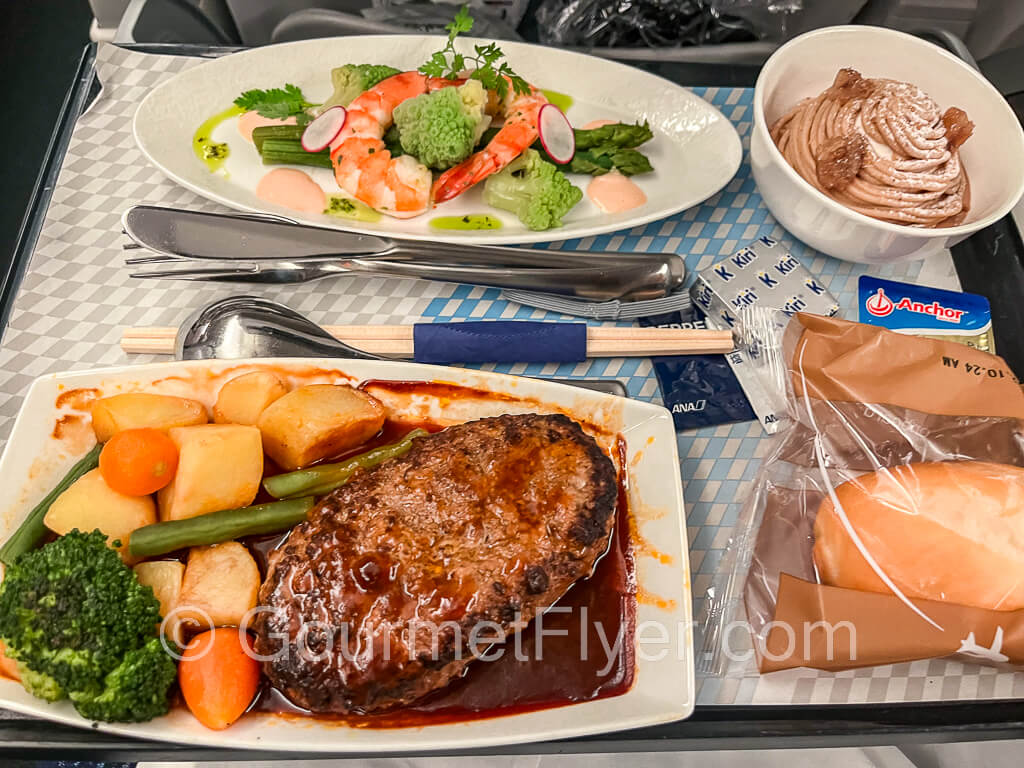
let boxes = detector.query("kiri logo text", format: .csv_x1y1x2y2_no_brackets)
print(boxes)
783,295,807,313
757,271,779,288
773,255,800,276
731,288,758,309
731,248,757,270
693,282,714,309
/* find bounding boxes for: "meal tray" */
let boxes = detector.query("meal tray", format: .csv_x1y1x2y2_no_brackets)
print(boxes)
0,41,1022,757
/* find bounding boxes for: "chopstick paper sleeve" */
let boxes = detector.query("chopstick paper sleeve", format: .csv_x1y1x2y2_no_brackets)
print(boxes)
412,321,587,364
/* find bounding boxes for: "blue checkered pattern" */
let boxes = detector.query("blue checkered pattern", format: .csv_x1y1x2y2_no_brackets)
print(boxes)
416,87,926,642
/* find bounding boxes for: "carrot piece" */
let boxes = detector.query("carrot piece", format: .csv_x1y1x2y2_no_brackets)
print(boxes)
99,428,179,496
0,640,21,682
178,628,261,730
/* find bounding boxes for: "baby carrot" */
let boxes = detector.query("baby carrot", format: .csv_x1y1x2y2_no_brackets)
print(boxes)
178,628,261,730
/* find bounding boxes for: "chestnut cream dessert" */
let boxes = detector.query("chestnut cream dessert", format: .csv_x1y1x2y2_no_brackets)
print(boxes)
771,68,974,227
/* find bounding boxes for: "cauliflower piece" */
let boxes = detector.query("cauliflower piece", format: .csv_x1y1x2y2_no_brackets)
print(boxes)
393,80,491,171
483,149,583,231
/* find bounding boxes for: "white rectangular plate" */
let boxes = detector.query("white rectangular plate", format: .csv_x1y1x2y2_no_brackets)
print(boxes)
0,360,693,751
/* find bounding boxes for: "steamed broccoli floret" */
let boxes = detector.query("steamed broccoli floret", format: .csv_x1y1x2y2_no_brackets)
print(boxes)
320,63,401,111
393,80,490,170
0,530,176,722
17,664,64,702
71,638,178,723
483,148,583,231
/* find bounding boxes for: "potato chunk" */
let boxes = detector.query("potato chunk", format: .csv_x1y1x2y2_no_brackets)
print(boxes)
213,371,288,426
157,425,263,522
134,560,185,644
44,468,156,562
257,384,385,470
177,542,259,628
92,393,208,442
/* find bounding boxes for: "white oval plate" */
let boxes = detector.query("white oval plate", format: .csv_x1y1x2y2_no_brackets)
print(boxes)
133,35,741,245
0,361,693,752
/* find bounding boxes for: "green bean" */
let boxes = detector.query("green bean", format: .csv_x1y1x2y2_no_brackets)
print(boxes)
128,497,315,558
263,429,428,499
260,150,334,169
259,138,333,169
251,124,305,151
0,442,103,565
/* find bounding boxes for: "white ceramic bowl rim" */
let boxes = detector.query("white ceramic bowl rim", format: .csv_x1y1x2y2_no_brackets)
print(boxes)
753,24,1024,239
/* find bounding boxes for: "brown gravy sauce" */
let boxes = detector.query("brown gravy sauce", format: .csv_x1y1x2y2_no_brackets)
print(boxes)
243,421,636,728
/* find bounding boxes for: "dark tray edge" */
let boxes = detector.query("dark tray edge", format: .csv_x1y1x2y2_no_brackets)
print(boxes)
1,40,1023,757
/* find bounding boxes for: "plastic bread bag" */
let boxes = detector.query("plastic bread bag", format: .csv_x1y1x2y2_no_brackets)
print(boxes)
701,312,1024,675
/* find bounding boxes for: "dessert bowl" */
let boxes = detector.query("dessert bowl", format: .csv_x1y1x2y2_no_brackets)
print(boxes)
750,25,1024,264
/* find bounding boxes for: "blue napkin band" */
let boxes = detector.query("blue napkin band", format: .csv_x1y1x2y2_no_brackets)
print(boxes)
412,321,587,364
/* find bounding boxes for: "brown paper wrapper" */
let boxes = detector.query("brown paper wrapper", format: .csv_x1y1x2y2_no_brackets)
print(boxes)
763,574,1024,672
743,315,1024,672
784,314,1024,419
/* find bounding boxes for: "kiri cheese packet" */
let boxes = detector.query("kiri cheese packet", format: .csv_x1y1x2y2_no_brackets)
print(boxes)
690,237,841,433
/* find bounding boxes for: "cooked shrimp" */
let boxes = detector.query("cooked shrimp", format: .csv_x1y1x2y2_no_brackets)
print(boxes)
432,83,548,203
329,71,457,218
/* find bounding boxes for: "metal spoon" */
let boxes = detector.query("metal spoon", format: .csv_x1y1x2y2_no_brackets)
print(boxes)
175,296,628,396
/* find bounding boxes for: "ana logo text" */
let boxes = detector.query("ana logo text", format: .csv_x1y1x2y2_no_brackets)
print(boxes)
672,399,707,414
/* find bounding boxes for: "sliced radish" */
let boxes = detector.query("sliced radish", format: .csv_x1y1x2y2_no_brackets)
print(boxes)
537,103,575,165
301,106,347,152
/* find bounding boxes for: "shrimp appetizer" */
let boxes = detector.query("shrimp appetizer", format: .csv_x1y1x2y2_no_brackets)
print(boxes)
219,6,656,230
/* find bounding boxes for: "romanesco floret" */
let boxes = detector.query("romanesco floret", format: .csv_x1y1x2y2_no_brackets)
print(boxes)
482,148,583,231
320,64,401,112
0,530,176,722
393,80,491,170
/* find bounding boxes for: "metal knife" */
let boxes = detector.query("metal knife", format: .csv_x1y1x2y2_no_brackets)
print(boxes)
121,205,687,274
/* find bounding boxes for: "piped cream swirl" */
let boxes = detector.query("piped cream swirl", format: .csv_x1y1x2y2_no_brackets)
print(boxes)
771,69,973,227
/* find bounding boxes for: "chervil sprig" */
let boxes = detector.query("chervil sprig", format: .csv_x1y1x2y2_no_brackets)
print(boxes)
419,6,530,102
233,84,316,126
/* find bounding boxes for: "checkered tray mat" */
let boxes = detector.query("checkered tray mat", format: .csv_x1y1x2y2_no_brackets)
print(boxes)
1,42,1019,708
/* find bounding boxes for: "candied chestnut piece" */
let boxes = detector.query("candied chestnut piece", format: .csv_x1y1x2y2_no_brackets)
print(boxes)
816,133,868,192
830,68,874,102
942,107,974,150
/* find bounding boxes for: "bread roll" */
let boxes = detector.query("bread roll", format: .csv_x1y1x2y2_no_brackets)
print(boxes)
813,461,1024,611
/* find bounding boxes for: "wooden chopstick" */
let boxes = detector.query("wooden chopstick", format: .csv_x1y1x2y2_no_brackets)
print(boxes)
120,325,734,358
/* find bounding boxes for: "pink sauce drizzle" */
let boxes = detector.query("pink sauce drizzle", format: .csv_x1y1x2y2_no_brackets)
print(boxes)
238,112,298,143
582,119,618,130
256,169,327,214
587,171,647,214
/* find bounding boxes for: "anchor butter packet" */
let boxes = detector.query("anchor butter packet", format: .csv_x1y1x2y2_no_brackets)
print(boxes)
690,237,841,433
858,275,995,352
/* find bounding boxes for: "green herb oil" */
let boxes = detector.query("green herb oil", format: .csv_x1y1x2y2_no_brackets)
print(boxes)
193,105,244,173
429,214,503,231
540,89,574,113
324,196,382,223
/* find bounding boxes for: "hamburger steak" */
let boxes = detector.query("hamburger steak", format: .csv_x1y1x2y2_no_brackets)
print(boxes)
253,413,618,714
